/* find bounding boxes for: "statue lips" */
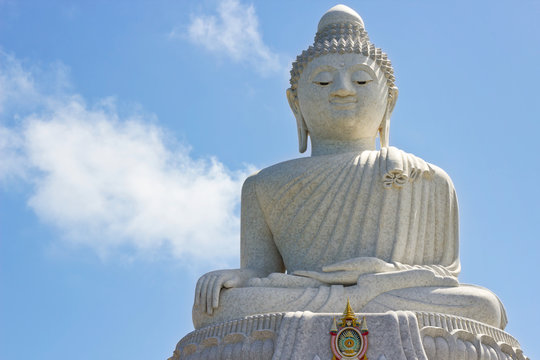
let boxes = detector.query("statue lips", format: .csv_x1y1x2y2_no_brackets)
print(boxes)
330,96,357,110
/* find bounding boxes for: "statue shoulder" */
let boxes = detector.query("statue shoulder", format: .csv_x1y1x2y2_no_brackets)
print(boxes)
385,147,455,189
248,157,315,183
241,157,315,201
427,162,455,185
403,148,455,188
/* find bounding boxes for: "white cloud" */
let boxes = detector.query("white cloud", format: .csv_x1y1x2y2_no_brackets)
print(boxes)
0,125,26,182
0,51,251,264
178,0,285,76
0,52,40,114
0,51,71,116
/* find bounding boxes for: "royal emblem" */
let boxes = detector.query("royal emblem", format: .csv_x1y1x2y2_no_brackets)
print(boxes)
330,299,368,360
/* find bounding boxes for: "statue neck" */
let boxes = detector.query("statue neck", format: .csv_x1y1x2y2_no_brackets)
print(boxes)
310,137,377,156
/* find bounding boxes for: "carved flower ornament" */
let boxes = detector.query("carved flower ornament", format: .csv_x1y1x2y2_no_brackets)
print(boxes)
383,170,408,189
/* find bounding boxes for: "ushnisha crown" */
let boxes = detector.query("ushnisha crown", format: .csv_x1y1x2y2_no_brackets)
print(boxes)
289,5,396,100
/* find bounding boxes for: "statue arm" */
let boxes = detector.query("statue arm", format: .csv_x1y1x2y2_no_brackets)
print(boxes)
240,173,285,274
194,173,284,315
403,163,461,280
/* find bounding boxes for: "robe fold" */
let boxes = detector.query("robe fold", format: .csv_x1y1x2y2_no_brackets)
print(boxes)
255,147,460,278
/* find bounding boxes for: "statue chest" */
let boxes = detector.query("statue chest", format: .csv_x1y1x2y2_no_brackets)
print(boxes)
264,159,388,271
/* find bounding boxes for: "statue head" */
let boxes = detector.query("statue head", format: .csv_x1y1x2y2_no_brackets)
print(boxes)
287,5,398,153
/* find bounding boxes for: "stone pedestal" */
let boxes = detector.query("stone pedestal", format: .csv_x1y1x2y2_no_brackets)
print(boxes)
170,311,527,360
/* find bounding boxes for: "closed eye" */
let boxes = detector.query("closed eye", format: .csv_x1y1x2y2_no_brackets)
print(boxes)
352,70,373,86
355,80,372,86
312,71,334,86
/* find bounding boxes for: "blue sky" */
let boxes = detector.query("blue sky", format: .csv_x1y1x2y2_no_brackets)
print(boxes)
0,1,538,359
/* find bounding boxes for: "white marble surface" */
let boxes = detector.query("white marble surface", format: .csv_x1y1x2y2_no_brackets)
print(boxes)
191,4,507,332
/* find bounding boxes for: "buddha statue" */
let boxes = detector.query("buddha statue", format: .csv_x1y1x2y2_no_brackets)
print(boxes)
192,4,507,331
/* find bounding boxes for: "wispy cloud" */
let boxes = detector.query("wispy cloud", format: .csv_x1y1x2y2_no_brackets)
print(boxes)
0,51,250,264
173,0,285,76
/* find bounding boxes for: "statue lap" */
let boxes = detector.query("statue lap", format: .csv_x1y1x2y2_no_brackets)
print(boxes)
193,283,505,329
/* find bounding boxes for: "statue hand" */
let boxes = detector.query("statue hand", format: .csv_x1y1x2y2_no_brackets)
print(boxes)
322,257,396,274
246,272,324,288
293,257,397,285
292,269,360,285
292,258,458,289
356,268,459,292
195,268,261,315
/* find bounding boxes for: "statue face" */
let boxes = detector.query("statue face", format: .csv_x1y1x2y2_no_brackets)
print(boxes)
297,53,388,142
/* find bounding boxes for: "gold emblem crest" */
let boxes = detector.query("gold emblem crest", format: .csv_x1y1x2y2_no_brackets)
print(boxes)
329,299,368,360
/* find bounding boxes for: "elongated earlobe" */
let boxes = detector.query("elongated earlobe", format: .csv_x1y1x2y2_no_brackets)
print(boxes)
287,88,308,153
379,115,390,148
379,87,398,148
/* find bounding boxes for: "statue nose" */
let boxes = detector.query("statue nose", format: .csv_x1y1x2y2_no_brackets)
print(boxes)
331,75,356,97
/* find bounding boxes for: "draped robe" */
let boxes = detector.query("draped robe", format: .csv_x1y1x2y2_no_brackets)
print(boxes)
193,148,506,330
255,147,459,277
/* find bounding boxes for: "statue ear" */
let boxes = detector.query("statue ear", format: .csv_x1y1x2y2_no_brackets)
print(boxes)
287,88,308,153
379,87,399,148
